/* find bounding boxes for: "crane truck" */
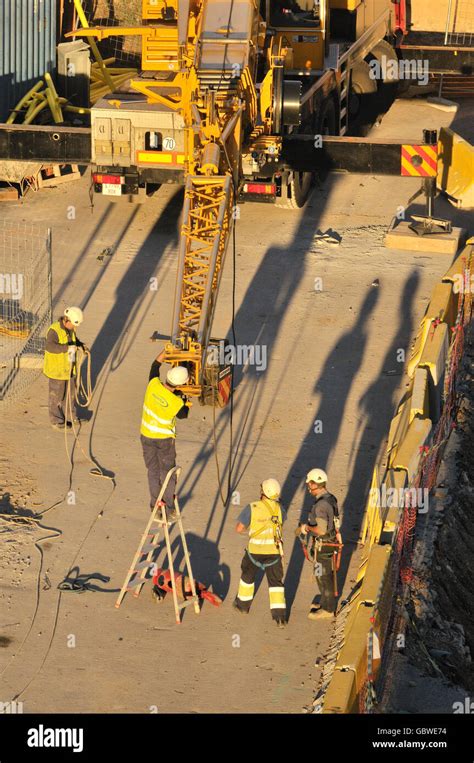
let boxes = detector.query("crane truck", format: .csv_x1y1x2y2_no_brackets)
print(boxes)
70,0,402,405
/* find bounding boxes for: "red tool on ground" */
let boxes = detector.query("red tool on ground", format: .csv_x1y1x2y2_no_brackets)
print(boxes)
152,568,222,608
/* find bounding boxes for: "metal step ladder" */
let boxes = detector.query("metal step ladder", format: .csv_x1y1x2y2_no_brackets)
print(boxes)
115,466,200,624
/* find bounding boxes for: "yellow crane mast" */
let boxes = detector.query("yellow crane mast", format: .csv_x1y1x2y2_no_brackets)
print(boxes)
70,0,398,404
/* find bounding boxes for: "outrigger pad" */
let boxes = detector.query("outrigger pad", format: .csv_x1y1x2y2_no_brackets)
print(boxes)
385,222,465,255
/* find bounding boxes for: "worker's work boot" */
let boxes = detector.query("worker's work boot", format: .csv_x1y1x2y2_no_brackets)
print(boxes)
51,421,72,431
307,605,321,620
232,599,249,615
310,609,334,620
165,507,178,524
275,619,287,629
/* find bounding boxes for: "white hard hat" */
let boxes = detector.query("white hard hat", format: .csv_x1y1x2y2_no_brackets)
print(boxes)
261,478,281,500
305,468,328,485
166,366,189,387
64,306,84,326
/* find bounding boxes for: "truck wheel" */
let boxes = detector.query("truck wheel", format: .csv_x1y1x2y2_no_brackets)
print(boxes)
317,96,336,136
276,169,313,209
349,60,379,136
370,40,400,84
349,60,378,117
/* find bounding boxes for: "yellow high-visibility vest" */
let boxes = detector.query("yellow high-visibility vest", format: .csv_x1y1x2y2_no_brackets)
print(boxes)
43,321,76,380
140,377,184,439
248,498,283,556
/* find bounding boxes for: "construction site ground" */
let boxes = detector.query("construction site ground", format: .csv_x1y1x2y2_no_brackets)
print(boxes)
1,97,473,714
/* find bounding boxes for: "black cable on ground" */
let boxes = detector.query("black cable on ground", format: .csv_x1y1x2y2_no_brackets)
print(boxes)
1,353,115,701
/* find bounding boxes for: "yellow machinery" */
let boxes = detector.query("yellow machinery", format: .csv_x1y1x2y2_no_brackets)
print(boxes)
70,0,397,404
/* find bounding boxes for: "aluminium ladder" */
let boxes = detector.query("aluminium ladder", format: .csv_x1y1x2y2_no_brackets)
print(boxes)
115,466,200,623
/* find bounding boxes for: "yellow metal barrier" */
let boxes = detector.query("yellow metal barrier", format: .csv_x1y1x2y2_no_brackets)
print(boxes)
438,127,474,209
322,238,469,713
324,546,391,713
386,384,413,467
410,366,429,422
418,322,449,422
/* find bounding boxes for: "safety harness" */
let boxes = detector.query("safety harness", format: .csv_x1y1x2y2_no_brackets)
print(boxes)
247,498,284,570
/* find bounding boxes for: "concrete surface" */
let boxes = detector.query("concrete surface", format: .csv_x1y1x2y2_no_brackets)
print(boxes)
1,98,473,714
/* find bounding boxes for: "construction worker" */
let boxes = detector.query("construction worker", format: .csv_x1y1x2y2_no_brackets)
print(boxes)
298,468,341,620
233,479,287,628
140,349,190,522
43,306,87,430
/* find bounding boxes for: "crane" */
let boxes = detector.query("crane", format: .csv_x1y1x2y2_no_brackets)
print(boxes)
69,0,399,405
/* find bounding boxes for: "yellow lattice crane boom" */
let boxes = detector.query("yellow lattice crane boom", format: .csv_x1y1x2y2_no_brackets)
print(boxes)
70,0,398,404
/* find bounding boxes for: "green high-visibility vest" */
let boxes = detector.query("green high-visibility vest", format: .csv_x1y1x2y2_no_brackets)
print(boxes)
43,321,76,380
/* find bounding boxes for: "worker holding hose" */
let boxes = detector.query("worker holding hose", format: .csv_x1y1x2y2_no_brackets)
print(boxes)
140,350,191,522
43,306,88,430
297,469,342,620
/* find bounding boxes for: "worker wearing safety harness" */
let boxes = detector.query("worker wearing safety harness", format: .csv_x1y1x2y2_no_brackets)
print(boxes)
43,306,88,430
140,349,190,522
298,468,341,619
233,479,287,628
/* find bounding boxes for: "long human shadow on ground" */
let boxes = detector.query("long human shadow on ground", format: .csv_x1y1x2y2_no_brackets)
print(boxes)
337,269,420,590
177,190,335,547
279,285,380,613
282,269,421,615
87,188,184,385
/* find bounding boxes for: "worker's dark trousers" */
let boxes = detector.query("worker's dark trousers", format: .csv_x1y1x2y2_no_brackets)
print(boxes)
140,435,176,509
234,550,286,623
48,377,77,425
315,555,336,613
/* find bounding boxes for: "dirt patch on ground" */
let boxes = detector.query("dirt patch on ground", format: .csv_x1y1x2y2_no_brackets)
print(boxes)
0,464,40,646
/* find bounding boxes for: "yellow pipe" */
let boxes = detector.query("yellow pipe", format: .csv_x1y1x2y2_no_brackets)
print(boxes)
72,0,115,91
24,99,49,125
64,105,91,114
6,80,44,123
44,72,64,124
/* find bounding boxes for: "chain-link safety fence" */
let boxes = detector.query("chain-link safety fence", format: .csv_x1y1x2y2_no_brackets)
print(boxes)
84,0,143,64
0,222,52,404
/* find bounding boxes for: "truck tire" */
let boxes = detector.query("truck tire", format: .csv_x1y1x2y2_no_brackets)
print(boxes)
349,60,378,116
349,59,379,136
276,96,337,209
317,96,336,136
370,40,400,84
276,169,313,209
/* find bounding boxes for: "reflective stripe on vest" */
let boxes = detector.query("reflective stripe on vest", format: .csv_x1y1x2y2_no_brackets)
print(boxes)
140,378,183,439
43,321,76,380
248,498,282,556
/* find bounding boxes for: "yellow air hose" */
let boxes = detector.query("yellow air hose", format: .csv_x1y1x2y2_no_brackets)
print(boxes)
63,347,113,481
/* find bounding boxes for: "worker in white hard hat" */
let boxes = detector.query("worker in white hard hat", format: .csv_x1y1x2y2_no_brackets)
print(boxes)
233,478,287,627
298,468,341,620
43,306,88,430
140,349,191,522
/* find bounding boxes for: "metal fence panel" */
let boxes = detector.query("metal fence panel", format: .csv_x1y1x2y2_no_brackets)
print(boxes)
445,0,474,46
0,0,57,122
0,221,52,403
